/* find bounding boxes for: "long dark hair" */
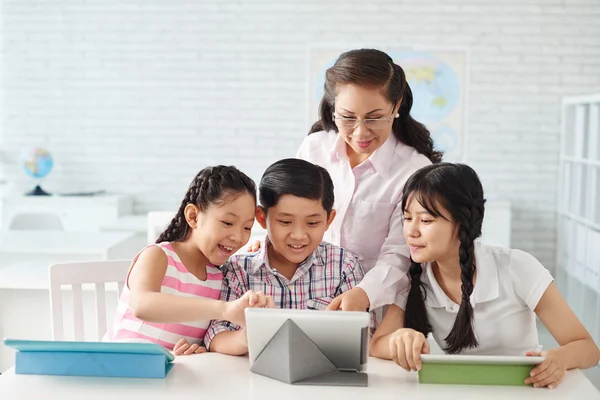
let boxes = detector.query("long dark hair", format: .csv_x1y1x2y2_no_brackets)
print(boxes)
259,158,334,214
401,163,486,354
156,165,256,243
309,48,442,164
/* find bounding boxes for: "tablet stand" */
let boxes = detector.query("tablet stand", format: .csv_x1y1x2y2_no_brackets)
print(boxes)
250,319,368,387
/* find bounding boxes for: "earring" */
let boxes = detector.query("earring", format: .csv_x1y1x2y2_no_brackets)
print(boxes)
395,113,400,118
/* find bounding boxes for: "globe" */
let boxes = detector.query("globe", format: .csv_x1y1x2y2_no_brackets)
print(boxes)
20,147,54,195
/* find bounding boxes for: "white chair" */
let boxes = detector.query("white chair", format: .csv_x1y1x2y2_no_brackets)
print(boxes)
49,260,131,341
147,210,175,244
9,212,64,231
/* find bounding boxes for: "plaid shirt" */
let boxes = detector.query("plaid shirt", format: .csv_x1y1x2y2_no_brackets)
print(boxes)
204,239,371,350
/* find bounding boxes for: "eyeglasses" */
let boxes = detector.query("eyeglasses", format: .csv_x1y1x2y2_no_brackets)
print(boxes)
332,109,397,131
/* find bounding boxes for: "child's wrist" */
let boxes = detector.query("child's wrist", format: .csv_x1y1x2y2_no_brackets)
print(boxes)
213,300,228,321
237,328,249,353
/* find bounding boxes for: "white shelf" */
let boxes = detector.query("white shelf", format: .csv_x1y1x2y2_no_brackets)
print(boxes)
562,157,600,167
558,95,600,296
558,212,600,233
562,93,600,105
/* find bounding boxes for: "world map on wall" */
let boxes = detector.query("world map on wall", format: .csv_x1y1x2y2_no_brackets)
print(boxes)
390,51,462,158
391,51,460,123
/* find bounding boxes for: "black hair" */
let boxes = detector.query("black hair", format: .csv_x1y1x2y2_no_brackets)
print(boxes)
259,158,334,215
309,48,443,164
156,165,256,243
401,163,486,354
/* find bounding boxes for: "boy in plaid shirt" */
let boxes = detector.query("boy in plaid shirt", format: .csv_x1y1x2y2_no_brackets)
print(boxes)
204,159,371,355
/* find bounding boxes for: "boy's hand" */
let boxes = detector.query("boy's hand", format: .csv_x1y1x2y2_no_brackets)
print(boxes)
246,240,262,252
173,339,207,356
223,290,275,326
327,287,370,312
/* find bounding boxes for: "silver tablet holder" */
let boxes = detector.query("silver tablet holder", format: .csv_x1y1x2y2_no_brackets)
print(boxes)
250,319,368,387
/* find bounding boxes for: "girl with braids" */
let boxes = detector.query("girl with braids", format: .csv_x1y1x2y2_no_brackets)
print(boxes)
370,163,600,389
251,48,442,316
106,165,274,354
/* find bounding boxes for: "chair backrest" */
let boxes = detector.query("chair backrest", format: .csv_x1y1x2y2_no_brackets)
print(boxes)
9,212,64,231
147,211,175,244
49,260,132,341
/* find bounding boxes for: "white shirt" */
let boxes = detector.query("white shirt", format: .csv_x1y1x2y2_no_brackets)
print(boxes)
394,242,554,355
297,130,431,309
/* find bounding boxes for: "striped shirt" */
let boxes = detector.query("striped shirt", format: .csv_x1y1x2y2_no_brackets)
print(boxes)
204,239,367,350
105,242,222,350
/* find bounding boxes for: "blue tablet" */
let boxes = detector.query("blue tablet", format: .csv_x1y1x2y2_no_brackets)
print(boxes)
4,338,174,360
4,338,175,378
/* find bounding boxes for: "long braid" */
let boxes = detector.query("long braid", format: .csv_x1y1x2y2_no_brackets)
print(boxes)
400,162,486,354
156,165,256,243
404,260,433,336
443,202,484,354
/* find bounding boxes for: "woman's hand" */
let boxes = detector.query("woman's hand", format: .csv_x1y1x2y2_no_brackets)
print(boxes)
326,287,370,311
525,350,567,389
389,328,430,371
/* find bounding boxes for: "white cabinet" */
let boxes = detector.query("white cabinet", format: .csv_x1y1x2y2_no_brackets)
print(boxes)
0,194,133,231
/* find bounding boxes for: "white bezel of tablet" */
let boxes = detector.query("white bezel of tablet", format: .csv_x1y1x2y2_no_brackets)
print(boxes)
421,354,546,365
245,308,370,372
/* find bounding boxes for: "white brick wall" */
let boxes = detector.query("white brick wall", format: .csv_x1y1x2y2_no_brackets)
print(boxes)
1,0,599,269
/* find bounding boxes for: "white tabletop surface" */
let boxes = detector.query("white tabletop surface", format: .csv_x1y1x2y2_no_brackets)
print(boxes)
0,261,122,291
100,214,147,233
0,230,135,254
0,353,598,400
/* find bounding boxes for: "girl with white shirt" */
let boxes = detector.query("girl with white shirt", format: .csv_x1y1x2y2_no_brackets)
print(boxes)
296,48,442,313
370,162,600,389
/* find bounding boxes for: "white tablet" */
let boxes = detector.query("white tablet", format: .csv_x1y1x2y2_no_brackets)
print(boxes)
245,308,370,372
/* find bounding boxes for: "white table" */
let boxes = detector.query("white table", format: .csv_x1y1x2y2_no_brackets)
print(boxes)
100,214,148,252
100,214,147,234
0,230,140,290
0,353,598,399
0,230,139,261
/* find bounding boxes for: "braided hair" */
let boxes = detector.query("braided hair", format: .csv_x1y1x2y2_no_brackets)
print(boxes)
401,163,486,354
156,165,256,243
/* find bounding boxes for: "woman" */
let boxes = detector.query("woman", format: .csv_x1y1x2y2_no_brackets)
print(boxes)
369,163,600,389
297,48,442,313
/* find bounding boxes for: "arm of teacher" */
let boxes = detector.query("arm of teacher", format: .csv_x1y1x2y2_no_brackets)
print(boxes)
355,201,411,310
297,136,411,311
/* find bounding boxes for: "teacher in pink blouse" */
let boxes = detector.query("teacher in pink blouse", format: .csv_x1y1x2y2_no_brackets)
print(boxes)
297,48,443,313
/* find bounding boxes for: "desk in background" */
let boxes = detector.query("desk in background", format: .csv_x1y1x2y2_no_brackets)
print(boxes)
0,230,140,372
0,194,133,231
0,230,138,262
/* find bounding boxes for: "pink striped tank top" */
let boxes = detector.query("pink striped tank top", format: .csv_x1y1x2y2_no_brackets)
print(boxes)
105,242,223,350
